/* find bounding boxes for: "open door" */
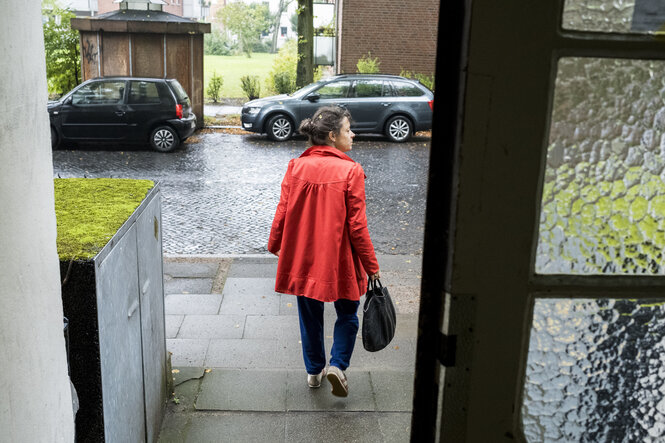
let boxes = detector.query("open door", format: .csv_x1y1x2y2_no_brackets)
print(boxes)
413,0,665,440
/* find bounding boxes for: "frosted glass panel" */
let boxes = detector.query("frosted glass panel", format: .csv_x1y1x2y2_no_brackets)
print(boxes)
562,0,664,33
522,298,665,441
536,58,665,275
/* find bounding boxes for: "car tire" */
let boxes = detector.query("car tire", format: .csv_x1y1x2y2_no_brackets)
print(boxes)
385,115,413,143
51,126,60,150
150,126,180,152
266,114,294,141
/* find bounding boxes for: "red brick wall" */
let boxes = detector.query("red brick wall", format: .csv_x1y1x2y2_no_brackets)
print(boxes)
338,0,439,76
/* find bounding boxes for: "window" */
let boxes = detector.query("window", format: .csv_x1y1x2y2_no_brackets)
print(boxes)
352,80,384,98
128,81,161,105
391,81,424,97
72,81,125,105
281,26,287,37
316,81,351,99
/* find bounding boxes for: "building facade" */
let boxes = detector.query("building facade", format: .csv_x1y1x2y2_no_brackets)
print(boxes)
336,0,439,76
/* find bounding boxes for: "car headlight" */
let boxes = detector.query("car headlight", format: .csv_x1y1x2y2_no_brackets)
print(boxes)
247,107,261,115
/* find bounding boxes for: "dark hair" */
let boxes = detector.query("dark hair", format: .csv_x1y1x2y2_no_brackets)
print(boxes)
298,106,352,146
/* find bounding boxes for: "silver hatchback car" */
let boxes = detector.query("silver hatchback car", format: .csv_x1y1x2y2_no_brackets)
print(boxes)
241,74,433,142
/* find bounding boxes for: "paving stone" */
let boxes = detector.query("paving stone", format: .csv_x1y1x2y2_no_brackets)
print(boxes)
221,277,279,296
370,371,415,412
167,339,209,367
349,338,417,371
156,411,190,443
183,412,286,443
286,370,376,412
172,374,203,409
378,412,412,443
243,315,300,339
177,315,246,339
393,314,419,339
228,262,278,278
279,294,299,315
196,369,287,411
172,367,206,386
165,315,183,339
219,285,280,315
285,412,383,443
205,338,283,368
165,278,213,295
164,262,220,278
165,294,222,315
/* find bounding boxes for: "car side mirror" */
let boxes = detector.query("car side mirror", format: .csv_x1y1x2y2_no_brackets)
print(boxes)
306,93,320,102
64,96,73,105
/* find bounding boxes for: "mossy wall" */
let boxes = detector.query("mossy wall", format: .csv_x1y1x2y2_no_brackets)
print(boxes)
54,178,155,260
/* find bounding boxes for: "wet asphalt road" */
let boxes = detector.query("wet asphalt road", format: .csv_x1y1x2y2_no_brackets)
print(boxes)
52,132,430,255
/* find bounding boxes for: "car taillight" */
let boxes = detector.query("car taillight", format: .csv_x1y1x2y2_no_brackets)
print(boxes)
428,100,433,111
176,104,183,119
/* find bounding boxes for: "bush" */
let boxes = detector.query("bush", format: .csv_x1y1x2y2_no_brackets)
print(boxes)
266,39,297,94
272,72,294,94
204,30,237,56
206,72,224,102
400,69,435,92
356,52,381,74
251,40,272,53
240,75,261,100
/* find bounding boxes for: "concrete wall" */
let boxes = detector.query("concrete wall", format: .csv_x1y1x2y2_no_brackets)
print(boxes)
0,2,75,442
336,0,439,76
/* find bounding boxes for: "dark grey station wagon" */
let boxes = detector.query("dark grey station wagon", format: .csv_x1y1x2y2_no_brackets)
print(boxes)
241,74,433,142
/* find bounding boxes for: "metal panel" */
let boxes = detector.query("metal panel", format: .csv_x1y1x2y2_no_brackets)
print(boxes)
136,193,167,443
96,225,146,443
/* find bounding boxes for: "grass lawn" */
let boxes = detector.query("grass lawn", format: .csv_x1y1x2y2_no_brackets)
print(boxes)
204,53,277,101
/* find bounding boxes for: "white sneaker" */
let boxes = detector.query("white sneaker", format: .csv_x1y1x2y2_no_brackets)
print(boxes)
307,368,326,388
326,366,349,397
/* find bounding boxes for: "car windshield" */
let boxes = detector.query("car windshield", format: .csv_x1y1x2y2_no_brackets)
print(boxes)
291,81,325,98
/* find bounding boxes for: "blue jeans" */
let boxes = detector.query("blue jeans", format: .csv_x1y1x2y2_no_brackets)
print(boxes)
296,296,360,375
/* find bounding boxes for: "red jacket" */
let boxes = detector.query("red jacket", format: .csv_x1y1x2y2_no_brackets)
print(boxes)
268,145,379,302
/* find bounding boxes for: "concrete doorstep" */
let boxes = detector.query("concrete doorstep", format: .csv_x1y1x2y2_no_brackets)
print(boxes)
158,254,420,443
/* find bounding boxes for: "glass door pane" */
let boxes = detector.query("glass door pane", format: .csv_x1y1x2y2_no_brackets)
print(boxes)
563,0,665,33
537,57,665,275
522,297,665,441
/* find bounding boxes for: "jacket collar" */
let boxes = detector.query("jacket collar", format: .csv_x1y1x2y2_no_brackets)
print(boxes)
300,145,355,162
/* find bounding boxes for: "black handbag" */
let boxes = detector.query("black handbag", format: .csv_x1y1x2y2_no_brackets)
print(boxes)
362,278,397,352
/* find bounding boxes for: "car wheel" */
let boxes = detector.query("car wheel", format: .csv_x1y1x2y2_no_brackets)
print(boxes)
150,126,180,152
267,114,294,141
385,115,413,143
51,126,60,150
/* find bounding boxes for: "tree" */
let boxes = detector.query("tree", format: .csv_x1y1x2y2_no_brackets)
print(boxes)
296,0,313,88
42,0,81,95
218,2,270,58
270,0,294,53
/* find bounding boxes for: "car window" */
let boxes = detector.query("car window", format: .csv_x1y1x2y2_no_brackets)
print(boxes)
128,81,161,104
166,80,189,103
316,81,351,99
391,81,425,97
353,80,384,98
72,81,126,105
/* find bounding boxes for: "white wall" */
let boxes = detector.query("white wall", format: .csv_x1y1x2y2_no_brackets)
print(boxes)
0,2,75,442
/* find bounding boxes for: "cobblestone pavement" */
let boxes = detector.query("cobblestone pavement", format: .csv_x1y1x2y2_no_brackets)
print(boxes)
52,132,430,255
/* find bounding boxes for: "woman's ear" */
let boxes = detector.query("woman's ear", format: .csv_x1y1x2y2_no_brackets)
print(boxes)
328,130,336,143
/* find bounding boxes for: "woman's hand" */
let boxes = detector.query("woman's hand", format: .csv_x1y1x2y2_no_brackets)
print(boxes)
369,270,380,281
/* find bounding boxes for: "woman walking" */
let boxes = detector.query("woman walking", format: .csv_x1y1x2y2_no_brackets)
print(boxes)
268,106,380,397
